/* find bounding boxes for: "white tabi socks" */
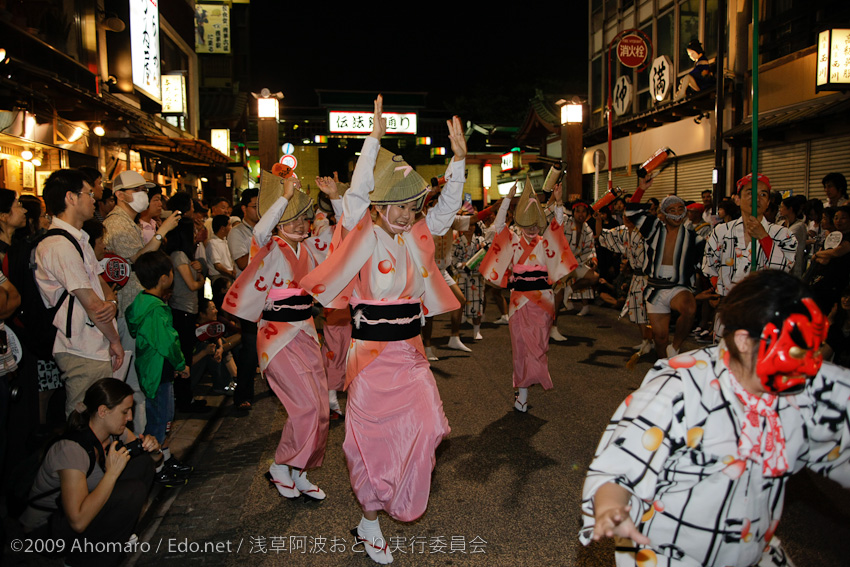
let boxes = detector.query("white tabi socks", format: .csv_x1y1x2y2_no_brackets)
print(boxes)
356,516,393,564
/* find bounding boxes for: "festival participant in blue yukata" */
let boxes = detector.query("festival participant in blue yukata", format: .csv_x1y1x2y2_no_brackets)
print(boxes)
478,179,577,413
581,269,850,567
222,168,338,502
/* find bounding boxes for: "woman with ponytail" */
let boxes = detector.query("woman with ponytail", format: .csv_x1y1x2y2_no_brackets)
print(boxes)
20,378,159,567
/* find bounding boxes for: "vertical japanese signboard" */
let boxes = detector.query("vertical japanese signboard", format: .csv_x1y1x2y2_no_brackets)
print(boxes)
161,75,186,114
817,29,850,92
613,76,633,116
130,0,161,102
195,3,231,54
650,55,673,102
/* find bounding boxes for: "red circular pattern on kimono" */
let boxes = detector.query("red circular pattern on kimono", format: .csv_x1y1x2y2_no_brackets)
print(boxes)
668,354,696,369
635,549,657,567
311,284,326,294
378,260,393,273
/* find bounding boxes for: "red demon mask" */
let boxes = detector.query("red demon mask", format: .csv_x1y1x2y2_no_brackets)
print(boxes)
756,298,829,394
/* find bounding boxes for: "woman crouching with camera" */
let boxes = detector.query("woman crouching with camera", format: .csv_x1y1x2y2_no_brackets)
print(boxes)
20,378,160,566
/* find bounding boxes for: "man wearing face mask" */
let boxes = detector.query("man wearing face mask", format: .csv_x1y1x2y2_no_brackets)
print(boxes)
631,185,699,359
104,171,180,431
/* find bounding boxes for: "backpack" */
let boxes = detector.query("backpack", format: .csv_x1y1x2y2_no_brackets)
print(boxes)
25,428,104,515
5,229,84,360
7,427,104,520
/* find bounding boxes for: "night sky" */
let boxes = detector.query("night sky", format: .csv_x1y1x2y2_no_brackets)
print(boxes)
248,3,589,123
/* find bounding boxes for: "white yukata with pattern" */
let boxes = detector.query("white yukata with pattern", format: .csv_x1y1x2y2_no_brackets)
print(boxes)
581,344,850,567
597,224,648,325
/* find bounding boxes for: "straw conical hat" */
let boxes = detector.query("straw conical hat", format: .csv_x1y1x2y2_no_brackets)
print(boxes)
258,169,314,224
514,177,547,231
370,147,429,208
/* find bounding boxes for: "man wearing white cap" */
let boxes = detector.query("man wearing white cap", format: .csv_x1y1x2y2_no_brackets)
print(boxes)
104,170,181,431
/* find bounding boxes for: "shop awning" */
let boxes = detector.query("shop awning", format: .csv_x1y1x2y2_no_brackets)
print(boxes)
724,92,850,146
110,134,234,169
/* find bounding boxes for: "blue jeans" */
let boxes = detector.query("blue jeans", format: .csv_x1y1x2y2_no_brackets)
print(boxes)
144,381,174,444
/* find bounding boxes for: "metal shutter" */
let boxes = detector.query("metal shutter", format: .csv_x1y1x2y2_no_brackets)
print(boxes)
758,142,808,197
808,135,850,203
674,152,715,202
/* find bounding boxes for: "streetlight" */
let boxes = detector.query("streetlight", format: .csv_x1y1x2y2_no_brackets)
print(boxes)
483,163,492,205
253,88,283,172
559,97,584,201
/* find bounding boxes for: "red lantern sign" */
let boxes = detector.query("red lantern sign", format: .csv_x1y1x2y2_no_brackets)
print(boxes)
617,35,649,68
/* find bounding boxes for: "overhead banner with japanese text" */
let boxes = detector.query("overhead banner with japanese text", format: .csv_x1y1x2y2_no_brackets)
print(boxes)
195,3,231,54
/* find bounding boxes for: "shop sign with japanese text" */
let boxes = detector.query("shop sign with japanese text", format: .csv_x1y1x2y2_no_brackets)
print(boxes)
650,55,673,102
817,29,850,92
195,4,231,54
613,76,633,116
161,75,186,114
328,111,417,135
130,0,161,102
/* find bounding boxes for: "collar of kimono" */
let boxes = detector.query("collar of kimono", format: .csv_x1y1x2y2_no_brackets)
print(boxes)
727,372,788,477
517,233,540,265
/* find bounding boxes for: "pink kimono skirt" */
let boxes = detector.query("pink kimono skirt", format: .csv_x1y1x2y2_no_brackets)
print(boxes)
509,298,554,390
343,340,450,522
321,310,351,392
264,330,330,469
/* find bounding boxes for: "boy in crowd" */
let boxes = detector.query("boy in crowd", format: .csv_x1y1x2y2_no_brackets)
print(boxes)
125,251,193,486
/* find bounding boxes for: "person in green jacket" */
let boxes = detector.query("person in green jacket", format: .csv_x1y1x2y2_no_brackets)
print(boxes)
125,250,192,486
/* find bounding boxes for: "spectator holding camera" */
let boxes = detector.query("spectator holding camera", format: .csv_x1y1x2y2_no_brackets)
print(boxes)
20,378,159,567
104,171,181,432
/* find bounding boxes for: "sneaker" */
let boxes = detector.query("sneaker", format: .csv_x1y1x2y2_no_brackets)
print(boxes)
494,314,509,325
474,331,483,340
155,469,188,488
164,457,193,477
577,305,591,317
425,347,439,361
666,344,679,358
211,385,235,396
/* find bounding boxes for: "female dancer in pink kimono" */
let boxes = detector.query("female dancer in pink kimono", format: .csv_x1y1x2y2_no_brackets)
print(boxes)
223,172,337,501
479,181,577,412
302,95,464,564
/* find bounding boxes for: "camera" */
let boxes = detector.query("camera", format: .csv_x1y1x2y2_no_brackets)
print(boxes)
116,439,144,458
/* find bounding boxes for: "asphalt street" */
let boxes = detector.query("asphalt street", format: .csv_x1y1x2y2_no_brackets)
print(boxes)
9,302,848,567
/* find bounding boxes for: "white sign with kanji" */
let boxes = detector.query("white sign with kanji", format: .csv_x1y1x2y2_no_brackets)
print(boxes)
650,55,673,103
613,76,633,116
328,111,417,135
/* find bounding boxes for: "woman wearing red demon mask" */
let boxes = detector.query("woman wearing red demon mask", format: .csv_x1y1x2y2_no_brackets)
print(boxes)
580,269,850,567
